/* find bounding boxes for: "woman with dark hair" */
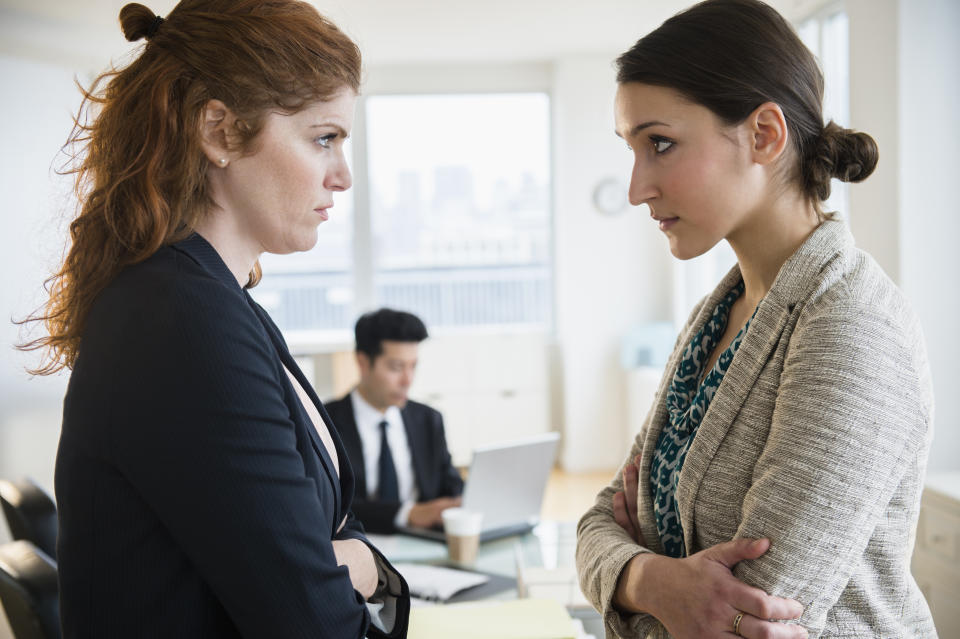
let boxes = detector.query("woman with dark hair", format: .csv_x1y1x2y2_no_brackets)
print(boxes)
575,1,935,638
20,1,409,636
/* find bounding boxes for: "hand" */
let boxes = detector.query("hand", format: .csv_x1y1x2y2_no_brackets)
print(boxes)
407,496,462,529
331,538,378,600
615,538,806,639
613,454,647,546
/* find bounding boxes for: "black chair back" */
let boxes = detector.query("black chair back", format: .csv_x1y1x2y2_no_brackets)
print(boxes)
0,540,61,639
0,479,57,558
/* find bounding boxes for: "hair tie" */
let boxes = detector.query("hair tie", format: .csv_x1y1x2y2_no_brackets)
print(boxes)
146,15,164,39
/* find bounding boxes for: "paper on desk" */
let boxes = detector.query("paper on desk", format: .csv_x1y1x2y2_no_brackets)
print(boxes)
409,598,577,639
394,563,490,602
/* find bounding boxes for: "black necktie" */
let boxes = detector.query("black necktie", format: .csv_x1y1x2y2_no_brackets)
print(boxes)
377,420,400,502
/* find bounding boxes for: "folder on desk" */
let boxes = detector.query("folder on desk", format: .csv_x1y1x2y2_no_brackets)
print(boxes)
408,598,577,639
395,562,516,603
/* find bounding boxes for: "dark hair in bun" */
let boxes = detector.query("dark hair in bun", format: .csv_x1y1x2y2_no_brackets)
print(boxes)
804,121,879,202
119,3,163,42
616,0,878,215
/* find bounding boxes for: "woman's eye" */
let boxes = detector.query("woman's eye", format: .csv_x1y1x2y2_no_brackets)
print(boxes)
315,134,337,149
651,137,674,154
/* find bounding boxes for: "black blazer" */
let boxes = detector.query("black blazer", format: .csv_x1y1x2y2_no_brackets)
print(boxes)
55,234,408,638
325,396,464,534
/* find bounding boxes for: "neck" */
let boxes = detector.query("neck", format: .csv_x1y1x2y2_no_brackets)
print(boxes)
193,210,260,287
726,192,820,307
356,384,389,414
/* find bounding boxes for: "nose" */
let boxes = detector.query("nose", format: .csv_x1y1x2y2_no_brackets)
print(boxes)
324,150,352,192
627,157,657,206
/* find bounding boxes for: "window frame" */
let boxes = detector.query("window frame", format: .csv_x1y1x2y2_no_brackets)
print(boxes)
349,62,556,332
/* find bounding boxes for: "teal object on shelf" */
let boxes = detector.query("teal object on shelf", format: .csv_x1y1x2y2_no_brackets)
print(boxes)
621,322,676,370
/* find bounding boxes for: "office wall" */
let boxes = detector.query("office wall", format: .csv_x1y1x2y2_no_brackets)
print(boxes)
896,0,960,472
0,56,75,495
551,55,672,472
847,0,960,472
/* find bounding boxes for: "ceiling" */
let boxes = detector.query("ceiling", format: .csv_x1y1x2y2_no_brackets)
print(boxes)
0,0,834,69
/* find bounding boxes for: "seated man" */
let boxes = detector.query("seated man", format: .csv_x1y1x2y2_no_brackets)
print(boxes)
327,308,463,534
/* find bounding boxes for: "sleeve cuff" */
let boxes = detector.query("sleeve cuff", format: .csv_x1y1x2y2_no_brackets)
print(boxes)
394,500,415,529
599,546,663,638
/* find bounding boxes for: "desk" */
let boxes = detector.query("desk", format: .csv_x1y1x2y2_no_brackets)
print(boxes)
368,521,604,636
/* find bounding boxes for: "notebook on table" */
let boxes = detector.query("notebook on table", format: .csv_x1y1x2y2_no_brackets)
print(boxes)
398,432,560,543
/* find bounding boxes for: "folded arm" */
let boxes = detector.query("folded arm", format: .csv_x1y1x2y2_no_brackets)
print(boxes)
116,282,402,638
731,301,931,635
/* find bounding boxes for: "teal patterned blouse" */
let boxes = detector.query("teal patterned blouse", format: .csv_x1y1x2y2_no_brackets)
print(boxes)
650,280,754,558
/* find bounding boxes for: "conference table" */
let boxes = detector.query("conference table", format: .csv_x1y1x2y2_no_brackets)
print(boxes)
367,520,604,637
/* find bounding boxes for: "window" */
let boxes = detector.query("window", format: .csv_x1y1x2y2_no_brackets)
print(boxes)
251,92,553,339
366,93,552,331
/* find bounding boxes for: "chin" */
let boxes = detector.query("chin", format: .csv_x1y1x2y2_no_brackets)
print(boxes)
286,232,319,255
669,244,701,261
669,238,717,261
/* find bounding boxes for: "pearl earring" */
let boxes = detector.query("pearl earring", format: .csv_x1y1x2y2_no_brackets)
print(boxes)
218,158,227,166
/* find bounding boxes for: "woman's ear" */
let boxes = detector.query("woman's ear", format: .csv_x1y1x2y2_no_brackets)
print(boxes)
748,101,789,166
199,99,237,168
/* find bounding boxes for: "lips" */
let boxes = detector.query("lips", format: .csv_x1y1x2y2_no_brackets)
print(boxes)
650,210,679,231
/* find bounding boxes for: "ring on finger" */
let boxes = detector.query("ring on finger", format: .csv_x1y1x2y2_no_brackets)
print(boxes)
732,612,744,636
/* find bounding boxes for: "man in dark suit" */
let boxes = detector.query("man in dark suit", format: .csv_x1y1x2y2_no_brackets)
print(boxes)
326,309,463,534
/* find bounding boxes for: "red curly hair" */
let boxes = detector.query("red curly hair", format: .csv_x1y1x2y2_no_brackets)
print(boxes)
20,0,361,375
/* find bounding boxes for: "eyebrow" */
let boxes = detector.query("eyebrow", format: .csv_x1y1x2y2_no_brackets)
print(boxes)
309,124,350,139
616,120,670,139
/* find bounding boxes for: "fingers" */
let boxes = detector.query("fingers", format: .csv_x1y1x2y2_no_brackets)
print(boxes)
433,497,460,509
625,455,642,534
612,491,638,540
704,537,770,569
734,612,808,638
731,581,805,622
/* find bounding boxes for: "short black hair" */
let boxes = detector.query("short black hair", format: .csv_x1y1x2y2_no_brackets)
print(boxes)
354,308,428,362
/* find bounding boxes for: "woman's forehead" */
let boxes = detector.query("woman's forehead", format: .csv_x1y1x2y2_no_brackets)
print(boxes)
614,83,707,136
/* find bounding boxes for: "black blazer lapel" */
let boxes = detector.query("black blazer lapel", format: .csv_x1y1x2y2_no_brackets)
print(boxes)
242,294,345,528
174,233,354,530
400,404,430,498
327,396,368,502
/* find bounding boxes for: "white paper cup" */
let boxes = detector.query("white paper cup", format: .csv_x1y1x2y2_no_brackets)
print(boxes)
441,507,483,565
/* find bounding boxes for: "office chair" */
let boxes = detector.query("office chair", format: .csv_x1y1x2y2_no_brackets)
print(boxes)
0,479,57,559
0,540,61,639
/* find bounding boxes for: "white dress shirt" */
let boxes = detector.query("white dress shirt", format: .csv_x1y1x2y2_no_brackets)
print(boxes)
350,390,418,527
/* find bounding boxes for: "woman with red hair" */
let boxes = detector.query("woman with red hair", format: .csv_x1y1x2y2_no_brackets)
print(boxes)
22,2,409,636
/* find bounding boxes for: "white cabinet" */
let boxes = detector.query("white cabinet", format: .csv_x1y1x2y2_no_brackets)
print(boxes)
411,332,552,466
912,471,960,638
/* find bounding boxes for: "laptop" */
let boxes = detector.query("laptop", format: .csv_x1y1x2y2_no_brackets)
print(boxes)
398,432,560,543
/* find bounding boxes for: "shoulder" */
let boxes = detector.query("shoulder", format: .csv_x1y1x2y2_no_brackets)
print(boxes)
800,246,925,351
787,246,933,420
81,245,273,385
324,395,353,421
94,245,251,328
403,399,443,425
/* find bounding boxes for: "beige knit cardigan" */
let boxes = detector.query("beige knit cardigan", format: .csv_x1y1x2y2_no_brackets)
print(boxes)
576,220,937,638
